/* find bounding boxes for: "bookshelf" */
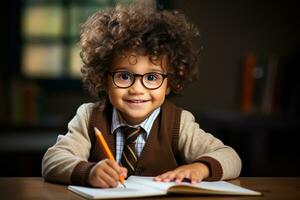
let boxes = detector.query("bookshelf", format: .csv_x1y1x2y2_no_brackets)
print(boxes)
239,50,300,117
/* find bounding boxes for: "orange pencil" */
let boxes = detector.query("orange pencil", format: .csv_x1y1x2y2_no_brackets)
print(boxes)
94,127,126,188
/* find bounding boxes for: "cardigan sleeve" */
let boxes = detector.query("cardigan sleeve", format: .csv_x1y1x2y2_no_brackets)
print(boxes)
178,110,242,181
42,103,95,185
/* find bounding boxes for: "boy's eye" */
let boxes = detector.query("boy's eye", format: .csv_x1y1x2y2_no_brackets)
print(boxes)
145,73,159,81
118,72,132,81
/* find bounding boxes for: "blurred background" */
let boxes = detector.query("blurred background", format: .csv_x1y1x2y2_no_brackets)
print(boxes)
0,0,299,177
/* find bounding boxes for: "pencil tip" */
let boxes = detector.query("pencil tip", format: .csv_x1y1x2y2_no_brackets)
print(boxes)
94,127,99,133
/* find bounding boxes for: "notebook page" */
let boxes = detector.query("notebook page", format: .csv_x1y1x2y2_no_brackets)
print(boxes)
68,179,166,199
128,176,261,196
187,181,262,195
169,181,262,195
128,176,177,190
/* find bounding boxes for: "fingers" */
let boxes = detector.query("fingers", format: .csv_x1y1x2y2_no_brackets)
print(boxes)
95,171,118,188
190,172,203,184
155,170,202,184
88,159,124,188
106,159,123,175
154,163,208,184
173,172,185,183
154,171,183,182
120,167,128,178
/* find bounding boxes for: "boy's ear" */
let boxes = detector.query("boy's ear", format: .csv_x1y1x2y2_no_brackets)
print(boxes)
166,86,171,95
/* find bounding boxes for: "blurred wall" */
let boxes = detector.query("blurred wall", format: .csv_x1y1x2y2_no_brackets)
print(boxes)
169,0,299,112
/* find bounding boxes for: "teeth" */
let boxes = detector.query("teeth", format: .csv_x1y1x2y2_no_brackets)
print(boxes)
133,100,142,103
130,100,144,103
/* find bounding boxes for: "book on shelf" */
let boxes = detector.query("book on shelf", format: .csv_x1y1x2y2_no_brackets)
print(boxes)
10,79,41,124
240,53,256,113
261,56,279,114
68,176,262,199
240,53,283,115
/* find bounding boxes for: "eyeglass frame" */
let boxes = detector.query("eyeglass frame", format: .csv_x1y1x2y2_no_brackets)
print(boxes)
109,71,169,90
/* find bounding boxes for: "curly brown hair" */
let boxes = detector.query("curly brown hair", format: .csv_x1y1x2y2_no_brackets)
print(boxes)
80,3,199,102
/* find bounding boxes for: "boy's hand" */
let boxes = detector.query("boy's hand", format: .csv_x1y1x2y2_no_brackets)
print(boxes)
87,159,127,188
154,162,209,184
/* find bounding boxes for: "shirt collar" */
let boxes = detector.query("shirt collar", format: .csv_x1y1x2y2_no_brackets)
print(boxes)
111,107,161,136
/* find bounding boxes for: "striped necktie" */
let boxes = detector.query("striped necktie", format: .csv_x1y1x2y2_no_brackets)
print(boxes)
120,126,142,176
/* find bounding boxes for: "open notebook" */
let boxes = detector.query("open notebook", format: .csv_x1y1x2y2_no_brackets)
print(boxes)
68,176,262,199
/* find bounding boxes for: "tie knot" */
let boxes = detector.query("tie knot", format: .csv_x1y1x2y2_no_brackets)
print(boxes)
121,126,142,143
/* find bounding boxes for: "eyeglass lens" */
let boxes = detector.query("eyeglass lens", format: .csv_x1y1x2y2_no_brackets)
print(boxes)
112,71,166,89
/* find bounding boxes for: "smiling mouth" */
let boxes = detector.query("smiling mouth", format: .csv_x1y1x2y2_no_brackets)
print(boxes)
126,99,149,103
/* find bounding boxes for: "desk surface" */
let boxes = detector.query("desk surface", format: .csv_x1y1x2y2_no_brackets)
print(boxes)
0,177,299,200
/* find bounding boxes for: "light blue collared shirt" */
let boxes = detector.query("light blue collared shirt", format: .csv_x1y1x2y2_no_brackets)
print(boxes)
111,107,161,163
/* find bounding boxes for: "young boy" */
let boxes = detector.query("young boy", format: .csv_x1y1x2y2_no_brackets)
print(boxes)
42,3,241,188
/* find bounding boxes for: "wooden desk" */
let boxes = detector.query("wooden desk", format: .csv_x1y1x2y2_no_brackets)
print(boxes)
0,177,299,200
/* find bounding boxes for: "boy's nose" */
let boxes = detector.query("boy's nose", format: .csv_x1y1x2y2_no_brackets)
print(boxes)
128,77,146,94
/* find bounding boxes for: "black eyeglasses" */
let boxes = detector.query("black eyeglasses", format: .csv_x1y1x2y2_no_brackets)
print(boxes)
110,71,168,90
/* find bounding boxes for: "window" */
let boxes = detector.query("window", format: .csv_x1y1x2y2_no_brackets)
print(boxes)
21,0,139,79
